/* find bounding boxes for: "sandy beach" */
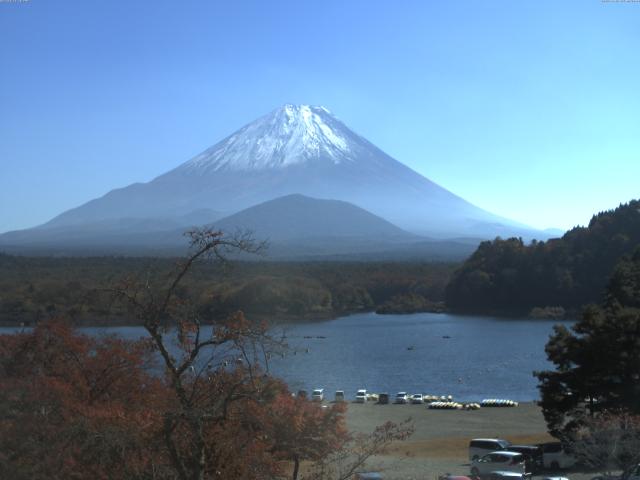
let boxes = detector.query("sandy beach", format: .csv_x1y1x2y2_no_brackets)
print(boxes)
342,401,591,480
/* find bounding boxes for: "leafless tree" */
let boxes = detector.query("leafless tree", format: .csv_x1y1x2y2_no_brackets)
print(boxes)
305,419,414,480
111,228,284,480
569,411,640,478
110,227,414,480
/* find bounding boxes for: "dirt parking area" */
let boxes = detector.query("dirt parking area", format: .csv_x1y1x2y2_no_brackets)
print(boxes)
342,402,592,480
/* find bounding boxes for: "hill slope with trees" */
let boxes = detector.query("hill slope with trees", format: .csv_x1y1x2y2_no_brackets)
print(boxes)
445,200,640,316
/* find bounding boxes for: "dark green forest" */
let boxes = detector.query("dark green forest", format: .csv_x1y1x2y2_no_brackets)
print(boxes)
446,199,640,316
0,255,455,326
5,199,639,325
536,248,640,437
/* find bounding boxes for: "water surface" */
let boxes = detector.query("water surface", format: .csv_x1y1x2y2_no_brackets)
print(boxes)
0,312,571,402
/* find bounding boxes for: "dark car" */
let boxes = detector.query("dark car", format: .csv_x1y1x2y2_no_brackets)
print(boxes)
378,393,389,404
506,445,542,473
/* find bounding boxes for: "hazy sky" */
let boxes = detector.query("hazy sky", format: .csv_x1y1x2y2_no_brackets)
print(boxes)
1,0,639,233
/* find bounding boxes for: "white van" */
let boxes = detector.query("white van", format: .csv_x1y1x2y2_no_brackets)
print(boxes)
355,389,367,403
469,438,512,461
311,388,324,402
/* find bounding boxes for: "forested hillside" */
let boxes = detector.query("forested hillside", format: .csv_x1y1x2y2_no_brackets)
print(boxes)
0,255,455,326
445,200,640,315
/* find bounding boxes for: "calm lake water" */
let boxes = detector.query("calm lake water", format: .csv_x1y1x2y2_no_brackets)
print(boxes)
0,312,572,402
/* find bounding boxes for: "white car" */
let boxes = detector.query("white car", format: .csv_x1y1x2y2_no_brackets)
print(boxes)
355,389,367,403
469,438,512,461
411,393,424,404
311,388,324,401
470,451,528,478
394,392,409,404
489,472,528,480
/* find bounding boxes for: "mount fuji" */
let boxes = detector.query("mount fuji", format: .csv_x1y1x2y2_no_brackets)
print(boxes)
1,104,546,256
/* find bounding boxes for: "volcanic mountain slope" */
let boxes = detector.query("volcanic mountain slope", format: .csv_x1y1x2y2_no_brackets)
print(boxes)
213,194,416,242
2,104,545,251
0,194,478,260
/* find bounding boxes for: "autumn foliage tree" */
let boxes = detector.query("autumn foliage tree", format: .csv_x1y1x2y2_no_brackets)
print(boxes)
0,321,165,479
267,394,349,479
107,229,302,479
0,229,413,480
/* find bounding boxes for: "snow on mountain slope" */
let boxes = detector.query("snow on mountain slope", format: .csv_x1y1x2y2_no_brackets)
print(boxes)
181,105,353,172
10,104,545,242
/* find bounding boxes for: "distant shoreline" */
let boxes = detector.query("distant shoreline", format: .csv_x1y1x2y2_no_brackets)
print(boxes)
0,306,575,329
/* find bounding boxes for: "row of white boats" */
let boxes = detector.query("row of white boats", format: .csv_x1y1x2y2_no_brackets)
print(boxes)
304,389,519,409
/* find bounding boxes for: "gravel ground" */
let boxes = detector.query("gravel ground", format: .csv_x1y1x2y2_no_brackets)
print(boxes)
340,401,593,480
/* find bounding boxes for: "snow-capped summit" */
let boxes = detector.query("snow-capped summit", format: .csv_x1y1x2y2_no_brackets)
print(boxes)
179,104,355,173
14,104,545,243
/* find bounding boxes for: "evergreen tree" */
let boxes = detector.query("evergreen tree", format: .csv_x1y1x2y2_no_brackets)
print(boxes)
446,199,640,315
536,249,640,438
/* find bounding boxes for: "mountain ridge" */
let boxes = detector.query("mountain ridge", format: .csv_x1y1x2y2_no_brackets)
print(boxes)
212,193,417,242
3,104,549,251
0,194,479,260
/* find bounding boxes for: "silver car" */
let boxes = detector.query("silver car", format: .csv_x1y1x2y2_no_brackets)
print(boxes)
394,392,408,404
489,472,528,480
471,452,528,478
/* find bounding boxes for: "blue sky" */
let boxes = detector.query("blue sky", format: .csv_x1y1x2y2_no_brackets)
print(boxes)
1,0,639,233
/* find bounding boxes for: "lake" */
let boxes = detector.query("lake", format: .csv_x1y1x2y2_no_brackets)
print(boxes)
0,312,572,402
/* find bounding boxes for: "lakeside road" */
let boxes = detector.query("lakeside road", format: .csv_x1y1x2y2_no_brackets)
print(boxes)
342,401,592,480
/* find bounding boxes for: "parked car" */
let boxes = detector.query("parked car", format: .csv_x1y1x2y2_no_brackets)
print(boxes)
439,475,473,480
394,392,409,404
539,442,576,470
354,473,383,480
335,390,345,402
469,439,512,461
312,388,324,401
411,393,424,404
489,472,528,480
506,445,543,473
297,389,308,399
378,393,389,404
355,389,367,403
470,452,528,478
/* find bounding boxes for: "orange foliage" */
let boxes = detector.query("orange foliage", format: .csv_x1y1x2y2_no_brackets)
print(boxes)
0,320,351,480
0,320,166,479
0,231,409,479
267,394,350,479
